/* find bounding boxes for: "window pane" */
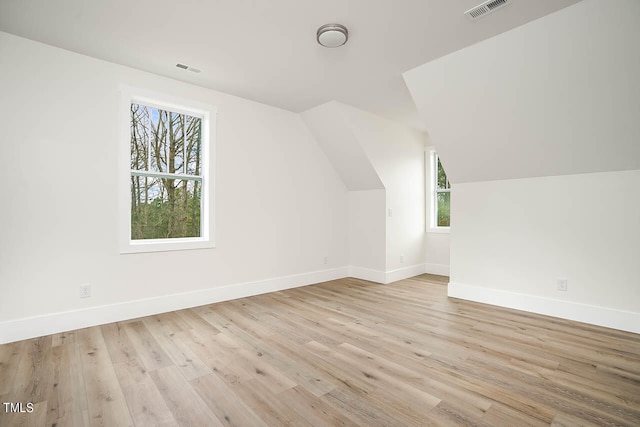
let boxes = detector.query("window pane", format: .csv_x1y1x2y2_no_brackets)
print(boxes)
151,108,168,173
186,117,202,175
130,104,202,175
130,104,150,170
437,157,450,190
131,176,202,240
436,191,450,227
170,111,185,174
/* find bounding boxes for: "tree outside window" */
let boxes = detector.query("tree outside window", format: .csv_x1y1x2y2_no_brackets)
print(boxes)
130,103,203,240
434,153,450,227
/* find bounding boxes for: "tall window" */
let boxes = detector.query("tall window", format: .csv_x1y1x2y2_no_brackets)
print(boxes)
433,152,450,228
120,88,214,253
130,103,203,239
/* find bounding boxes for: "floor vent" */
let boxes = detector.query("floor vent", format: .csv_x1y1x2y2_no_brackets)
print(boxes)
465,0,511,20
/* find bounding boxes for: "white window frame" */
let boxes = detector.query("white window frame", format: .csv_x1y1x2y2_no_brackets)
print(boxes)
426,148,450,233
119,85,216,253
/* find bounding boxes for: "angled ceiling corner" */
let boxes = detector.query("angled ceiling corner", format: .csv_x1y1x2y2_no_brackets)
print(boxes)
301,102,384,191
404,0,640,185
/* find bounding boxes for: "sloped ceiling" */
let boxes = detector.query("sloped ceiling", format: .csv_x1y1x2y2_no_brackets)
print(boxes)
404,0,640,184
0,0,580,130
302,102,384,191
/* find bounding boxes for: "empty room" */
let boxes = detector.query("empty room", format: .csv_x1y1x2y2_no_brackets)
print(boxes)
0,0,639,425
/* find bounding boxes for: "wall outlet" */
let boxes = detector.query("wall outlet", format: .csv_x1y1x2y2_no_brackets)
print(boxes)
400,254,404,264
557,279,568,292
80,284,91,298
388,208,393,217
323,256,328,265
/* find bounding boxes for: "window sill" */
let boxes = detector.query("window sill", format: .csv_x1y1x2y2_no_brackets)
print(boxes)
120,238,215,254
427,227,450,234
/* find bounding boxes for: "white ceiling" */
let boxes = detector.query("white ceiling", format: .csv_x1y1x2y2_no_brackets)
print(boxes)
0,0,580,129
405,0,640,183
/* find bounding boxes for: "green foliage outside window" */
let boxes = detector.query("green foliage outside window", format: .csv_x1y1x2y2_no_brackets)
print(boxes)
130,103,203,240
437,192,450,227
435,155,450,227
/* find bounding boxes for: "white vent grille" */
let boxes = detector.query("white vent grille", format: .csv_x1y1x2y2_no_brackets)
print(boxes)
176,63,202,74
465,0,511,20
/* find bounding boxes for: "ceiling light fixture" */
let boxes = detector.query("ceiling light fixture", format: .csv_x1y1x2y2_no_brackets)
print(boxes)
317,24,348,48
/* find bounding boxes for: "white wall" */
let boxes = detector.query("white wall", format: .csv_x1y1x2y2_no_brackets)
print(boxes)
340,105,426,276
302,102,429,284
0,32,350,343
403,0,640,332
450,171,640,333
302,102,389,281
425,233,450,277
348,190,387,282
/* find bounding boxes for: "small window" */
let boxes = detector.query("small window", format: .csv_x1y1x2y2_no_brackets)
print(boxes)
120,87,215,253
427,150,450,230
434,153,451,227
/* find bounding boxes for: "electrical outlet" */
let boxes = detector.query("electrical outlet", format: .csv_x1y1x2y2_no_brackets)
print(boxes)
80,284,91,298
400,254,404,264
557,279,568,292
388,208,393,217
323,256,328,265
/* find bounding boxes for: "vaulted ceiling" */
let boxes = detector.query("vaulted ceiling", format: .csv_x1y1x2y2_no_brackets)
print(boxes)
0,0,580,129
404,0,640,183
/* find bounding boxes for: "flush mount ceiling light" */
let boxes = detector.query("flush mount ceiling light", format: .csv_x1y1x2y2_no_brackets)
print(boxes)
317,24,348,48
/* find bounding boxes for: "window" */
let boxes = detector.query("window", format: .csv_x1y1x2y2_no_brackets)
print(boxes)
429,150,450,229
119,87,215,253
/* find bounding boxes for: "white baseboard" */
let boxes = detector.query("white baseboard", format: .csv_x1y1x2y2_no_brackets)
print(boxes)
350,263,433,284
385,264,429,284
0,263,458,344
349,266,387,284
448,282,640,334
0,267,349,344
424,263,450,277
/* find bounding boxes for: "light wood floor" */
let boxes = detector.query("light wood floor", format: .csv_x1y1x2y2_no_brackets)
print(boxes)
1,274,639,426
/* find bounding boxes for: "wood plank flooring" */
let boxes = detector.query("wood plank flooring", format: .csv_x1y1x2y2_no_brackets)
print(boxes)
1,274,639,426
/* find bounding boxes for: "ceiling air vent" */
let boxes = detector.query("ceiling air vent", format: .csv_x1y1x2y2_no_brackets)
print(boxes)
176,63,201,73
465,0,511,20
